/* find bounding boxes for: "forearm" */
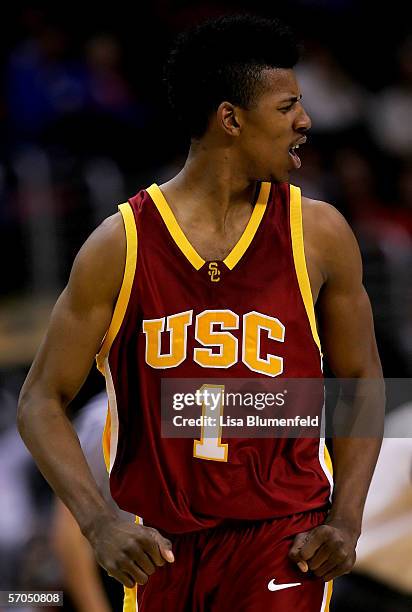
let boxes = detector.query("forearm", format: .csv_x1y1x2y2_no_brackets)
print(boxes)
18,391,115,536
327,371,384,528
327,435,382,534
288,429,381,580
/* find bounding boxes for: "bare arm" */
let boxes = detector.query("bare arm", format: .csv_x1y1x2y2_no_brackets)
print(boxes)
18,213,174,587
316,205,383,532
290,200,384,581
18,215,125,531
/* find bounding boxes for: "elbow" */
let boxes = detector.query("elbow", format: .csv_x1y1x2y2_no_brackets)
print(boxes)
17,383,42,438
17,387,32,437
17,383,69,439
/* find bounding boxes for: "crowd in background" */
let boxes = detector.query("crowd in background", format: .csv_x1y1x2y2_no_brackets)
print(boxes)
1,2,412,610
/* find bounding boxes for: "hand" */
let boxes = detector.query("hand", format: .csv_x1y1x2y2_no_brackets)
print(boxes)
288,519,358,582
86,516,174,588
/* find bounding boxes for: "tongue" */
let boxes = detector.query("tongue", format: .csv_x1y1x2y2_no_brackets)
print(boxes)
289,149,301,169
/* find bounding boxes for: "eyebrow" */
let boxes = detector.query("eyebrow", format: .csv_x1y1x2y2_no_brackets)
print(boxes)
279,94,302,104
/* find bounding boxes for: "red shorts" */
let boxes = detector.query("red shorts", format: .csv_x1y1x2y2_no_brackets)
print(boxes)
124,510,333,612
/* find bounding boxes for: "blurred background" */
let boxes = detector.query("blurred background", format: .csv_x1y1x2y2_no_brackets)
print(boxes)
1,2,412,611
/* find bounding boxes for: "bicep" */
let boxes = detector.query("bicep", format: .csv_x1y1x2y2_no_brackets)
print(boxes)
22,214,125,406
318,283,380,377
25,289,112,404
316,210,382,378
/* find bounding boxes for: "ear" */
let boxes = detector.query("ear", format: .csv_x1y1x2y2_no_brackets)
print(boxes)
217,101,242,136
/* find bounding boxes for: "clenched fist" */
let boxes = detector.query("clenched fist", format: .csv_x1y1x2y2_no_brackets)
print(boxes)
86,516,174,588
288,519,358,582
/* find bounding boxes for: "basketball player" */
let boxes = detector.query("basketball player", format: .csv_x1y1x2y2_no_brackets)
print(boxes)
18,15,383,611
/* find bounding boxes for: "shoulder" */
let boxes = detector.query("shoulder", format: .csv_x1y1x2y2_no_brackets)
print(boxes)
68,212,127,308
85,211,126,255
301,195,362,283
73,212,126,279
301,196,353,242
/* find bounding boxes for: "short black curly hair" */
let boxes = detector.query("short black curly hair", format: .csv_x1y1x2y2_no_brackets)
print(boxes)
164,14,301,139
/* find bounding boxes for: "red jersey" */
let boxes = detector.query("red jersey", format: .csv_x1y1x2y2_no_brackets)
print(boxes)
97,181,333,535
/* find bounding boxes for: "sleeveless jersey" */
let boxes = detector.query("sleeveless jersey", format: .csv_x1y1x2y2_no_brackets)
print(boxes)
96,181,333,535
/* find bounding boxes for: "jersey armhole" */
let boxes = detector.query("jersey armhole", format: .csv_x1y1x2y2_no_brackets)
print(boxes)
289,184,322,355
290,186,334,488
96,202,138,372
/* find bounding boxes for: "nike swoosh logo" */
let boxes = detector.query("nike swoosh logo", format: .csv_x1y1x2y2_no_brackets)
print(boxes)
267,579,302,592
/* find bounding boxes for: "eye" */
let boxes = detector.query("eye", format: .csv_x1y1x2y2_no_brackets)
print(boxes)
279,105,293,113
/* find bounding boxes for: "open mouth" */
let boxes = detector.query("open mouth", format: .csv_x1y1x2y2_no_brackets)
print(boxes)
288,144,302,169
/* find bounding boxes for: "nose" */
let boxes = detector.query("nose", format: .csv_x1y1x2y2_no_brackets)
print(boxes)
295,103,312,132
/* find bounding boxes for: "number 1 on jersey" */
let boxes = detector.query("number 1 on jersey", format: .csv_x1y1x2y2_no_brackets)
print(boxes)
193,384,228,461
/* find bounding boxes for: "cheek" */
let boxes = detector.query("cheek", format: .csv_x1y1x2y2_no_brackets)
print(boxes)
240,122,285,166
248,129,279,153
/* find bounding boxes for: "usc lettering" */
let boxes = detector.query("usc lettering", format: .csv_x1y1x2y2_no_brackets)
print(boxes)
142,310,192,369
143,309,285,377
195,310,239,369
242,311,285,376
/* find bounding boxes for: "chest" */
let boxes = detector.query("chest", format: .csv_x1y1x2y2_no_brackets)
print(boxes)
179,224,324,303
116,182,323,379
178,215,252,262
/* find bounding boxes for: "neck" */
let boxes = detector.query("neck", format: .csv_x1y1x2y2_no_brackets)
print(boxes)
162,138,258,228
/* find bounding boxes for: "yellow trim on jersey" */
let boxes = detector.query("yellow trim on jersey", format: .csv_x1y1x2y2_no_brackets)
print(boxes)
224,181,270,270
102,406,111,471
325,580,333,611
289,184,322,353
96,202,138,372
147,181,270,271
147,183,204,270
123,585,137,612
324,444,333,476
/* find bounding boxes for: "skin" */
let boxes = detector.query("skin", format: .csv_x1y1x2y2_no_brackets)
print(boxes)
18,67,383,587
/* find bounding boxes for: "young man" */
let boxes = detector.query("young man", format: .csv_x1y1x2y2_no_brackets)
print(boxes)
18,15,383,611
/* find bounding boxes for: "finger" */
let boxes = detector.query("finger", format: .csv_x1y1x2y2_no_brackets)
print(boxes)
130,550,156,576
120,559,150,586
323,556,355,582
106,568,136,589
312,557,338,579
297,560,309,573
307,544,331,571
154,533,175,563
159,542,175,563
120,536,164,569
323,562,351,582
298,528,331,561
288,531,311,561
140,532,166,566
312,545,350,578
143,530,174,566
